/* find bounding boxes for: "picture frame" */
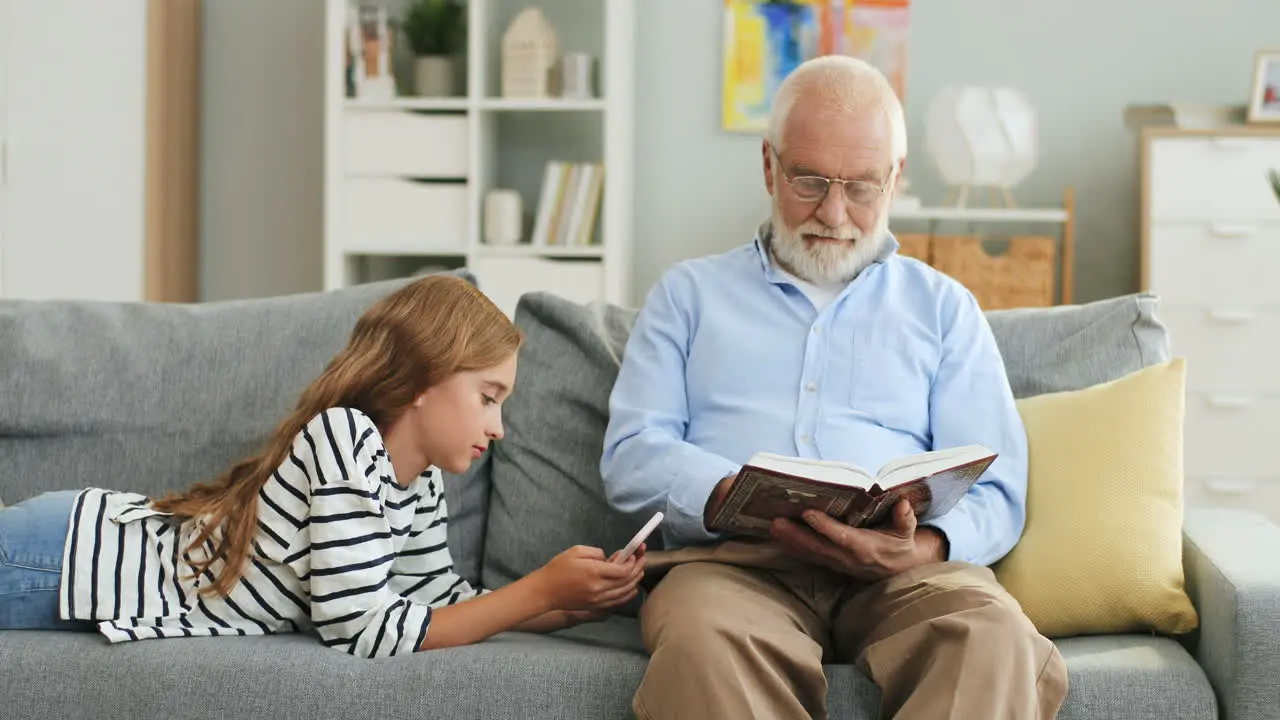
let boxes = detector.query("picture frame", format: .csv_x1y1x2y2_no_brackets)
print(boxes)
1246,50,1280,124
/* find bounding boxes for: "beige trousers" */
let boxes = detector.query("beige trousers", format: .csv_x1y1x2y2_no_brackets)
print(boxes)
633,541,1067,720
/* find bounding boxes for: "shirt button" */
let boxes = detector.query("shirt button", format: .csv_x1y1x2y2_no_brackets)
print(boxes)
812,326,821,335
800,434,812,443
805,382,817,392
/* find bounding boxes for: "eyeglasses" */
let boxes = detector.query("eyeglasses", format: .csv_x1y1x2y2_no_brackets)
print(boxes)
771,147,891,207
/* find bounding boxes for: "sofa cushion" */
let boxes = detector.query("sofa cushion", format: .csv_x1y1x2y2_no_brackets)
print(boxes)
995,359,1200,637
481,292,1169,593
985,293,1169,399
0,627,1216,720
481,294,650,597
0,270,489,585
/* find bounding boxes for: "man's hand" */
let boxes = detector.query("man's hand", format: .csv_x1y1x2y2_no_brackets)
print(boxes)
703,473,738,529
769,498,949,581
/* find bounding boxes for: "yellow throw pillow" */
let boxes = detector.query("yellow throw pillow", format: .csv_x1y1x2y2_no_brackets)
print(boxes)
994,358,1199,638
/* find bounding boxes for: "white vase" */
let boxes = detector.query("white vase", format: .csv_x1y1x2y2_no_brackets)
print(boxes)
414,56,455,97
484,190,523,245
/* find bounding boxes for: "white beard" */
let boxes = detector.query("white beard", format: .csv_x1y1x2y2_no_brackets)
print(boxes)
769,202,891,285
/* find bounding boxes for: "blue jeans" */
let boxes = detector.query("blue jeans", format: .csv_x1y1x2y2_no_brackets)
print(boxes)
0,490,95,630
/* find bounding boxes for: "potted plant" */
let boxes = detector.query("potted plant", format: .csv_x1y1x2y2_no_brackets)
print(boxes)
401,0,466,97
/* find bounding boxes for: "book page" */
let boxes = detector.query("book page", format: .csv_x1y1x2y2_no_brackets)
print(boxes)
747,453,874,489
875,444,993,489
848,454,996,529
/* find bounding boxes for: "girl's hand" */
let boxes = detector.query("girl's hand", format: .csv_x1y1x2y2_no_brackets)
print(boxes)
512,607,610,634
607,543,647,564
560,608,610,627
532,545,646,612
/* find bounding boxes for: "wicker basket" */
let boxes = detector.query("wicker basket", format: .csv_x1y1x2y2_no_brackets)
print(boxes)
928,235,1056,310
894,233,932,263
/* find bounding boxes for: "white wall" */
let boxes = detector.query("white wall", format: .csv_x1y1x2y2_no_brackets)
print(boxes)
1,0,147,301
199,0,324,301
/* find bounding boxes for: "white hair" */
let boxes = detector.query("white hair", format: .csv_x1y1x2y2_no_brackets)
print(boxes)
766,55,907,163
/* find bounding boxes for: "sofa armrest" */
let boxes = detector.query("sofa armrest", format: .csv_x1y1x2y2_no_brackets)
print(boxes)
1182,508,1280,720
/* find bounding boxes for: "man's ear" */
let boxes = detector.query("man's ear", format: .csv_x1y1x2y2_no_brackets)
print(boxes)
888,157,907,194
412,394,425,408
762,140,776,197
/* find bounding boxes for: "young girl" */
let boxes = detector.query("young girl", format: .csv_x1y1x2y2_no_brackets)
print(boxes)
0,274,645,657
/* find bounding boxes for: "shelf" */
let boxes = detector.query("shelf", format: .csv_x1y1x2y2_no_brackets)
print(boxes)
345,97,469,111
344,248,467,258
479,98,606,112
342,98,608,113
889,207,1070,223
475,244,605,259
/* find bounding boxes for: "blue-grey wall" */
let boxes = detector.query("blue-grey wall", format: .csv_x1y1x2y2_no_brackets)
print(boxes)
200,0,325,301
633,0,1280,305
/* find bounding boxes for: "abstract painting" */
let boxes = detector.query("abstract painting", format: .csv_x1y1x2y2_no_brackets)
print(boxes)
721,0,911,132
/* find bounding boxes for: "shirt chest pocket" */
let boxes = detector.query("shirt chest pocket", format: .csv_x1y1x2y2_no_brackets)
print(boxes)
847,327,937,440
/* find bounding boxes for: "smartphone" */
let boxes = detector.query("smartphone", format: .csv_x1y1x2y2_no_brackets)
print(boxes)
614,511,663,564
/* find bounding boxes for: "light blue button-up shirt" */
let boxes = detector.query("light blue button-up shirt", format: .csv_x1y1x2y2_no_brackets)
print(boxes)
600,228,1028,567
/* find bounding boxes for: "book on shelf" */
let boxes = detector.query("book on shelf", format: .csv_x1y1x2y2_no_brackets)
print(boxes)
708,444,997,538
531,160,604,247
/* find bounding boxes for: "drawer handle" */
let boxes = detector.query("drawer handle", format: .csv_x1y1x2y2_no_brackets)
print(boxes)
1206,395,1253,410
1206,309,1258,324
1203,477,1257,495
1209,223,1258,238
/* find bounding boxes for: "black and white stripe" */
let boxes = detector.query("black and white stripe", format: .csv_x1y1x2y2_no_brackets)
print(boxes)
58,407,479,658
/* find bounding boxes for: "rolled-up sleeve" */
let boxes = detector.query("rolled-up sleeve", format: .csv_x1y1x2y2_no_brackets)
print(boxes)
600,272,741,546
922,288,1029,567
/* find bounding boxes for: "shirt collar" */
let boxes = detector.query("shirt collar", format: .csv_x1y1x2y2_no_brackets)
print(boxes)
752,218,901,285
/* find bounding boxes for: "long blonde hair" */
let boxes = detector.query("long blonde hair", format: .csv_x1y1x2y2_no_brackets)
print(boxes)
152,274,522,597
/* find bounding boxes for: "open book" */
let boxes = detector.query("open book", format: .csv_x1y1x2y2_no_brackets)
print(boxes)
707,445,997,538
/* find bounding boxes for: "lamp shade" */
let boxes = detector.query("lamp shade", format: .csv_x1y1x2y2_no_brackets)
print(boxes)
925,86,1039,189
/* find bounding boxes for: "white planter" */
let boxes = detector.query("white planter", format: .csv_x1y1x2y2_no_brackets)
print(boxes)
414,55,456,97
483,190,523,245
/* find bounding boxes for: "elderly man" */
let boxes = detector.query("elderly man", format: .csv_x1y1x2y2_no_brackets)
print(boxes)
600,56,1067,720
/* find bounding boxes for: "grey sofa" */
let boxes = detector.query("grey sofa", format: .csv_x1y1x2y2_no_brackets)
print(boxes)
1,273,1277,720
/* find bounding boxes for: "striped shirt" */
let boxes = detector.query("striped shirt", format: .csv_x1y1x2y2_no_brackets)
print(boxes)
58,407,480,658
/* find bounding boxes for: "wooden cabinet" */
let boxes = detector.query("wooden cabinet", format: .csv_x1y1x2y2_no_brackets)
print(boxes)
1140,127,1280,524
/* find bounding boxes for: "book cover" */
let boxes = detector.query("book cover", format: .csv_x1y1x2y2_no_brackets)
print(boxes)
708,451,996,538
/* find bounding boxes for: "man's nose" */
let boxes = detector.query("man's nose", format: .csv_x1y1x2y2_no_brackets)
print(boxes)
814,186,849,228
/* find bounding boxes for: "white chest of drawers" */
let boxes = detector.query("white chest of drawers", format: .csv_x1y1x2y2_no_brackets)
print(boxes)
1141,127,1280,524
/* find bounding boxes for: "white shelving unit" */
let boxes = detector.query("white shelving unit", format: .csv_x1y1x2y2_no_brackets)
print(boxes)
323,0,634,318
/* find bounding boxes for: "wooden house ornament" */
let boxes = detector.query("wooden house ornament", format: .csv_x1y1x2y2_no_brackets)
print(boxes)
501,7,561,98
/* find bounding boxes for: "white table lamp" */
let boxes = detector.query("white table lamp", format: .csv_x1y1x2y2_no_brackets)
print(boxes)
924,86,1039,208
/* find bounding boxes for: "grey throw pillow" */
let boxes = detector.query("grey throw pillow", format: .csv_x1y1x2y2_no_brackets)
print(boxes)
441,453,491,587
986,293,1169,399
481,293,647,598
